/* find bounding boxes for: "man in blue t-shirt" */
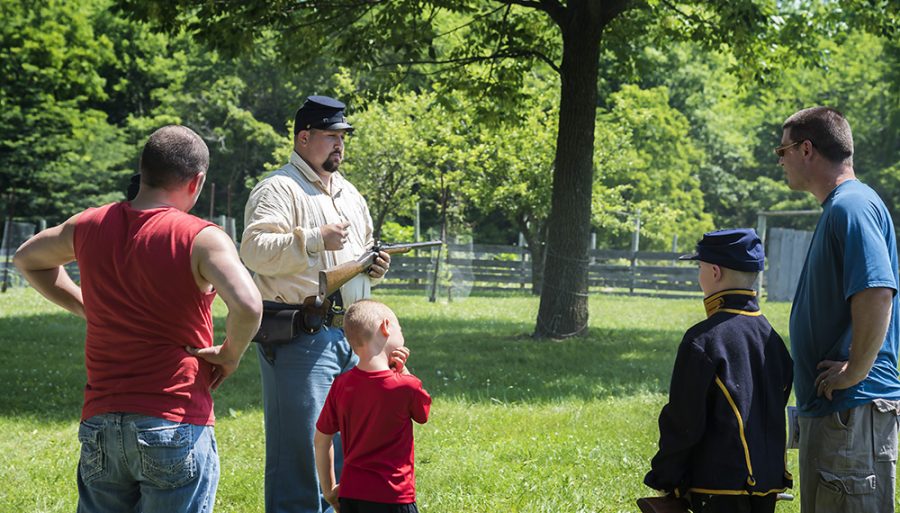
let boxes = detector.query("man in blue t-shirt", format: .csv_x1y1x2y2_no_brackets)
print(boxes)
782,106,900,513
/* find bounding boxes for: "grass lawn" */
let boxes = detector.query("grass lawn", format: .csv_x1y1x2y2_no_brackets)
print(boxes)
0,287,804,512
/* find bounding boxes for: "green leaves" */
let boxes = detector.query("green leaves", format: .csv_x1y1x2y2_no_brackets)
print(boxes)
0,0,124,220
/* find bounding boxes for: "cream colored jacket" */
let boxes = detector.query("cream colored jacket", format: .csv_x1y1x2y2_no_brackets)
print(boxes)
240,151,378,305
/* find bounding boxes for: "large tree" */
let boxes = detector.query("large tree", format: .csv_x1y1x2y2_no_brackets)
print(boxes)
118,0,897,338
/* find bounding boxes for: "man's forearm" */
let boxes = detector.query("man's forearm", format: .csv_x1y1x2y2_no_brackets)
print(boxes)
13,215,83,318
18,266,86,319
847,287,893,381
221,306,262,360
239,218,322,277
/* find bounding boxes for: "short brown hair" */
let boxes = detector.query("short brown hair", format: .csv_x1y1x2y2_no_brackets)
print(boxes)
343,300,396,348
139,125,209,189
782,107,853,165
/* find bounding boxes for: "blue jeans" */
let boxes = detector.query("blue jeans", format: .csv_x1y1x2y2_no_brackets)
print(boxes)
258,326,357,513
76,413,218,513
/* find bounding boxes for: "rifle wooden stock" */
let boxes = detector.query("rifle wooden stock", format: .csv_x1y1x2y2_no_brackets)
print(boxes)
319,253,377,298
318,240,443,298
636,496,689,513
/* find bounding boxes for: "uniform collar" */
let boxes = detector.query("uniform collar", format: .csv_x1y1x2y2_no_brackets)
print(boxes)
289,151,344,196
703,289,761,318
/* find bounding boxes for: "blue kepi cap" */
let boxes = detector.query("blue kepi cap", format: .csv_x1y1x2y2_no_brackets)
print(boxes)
678,228,765,272
294,95,353,135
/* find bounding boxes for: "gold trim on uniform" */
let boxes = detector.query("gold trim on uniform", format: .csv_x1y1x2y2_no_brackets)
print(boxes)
714,376,756,488
704,289,759,318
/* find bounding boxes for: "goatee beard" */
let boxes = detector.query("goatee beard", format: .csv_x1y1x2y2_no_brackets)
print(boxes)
322,156,339,173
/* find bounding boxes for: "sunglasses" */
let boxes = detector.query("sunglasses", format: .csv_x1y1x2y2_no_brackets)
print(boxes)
774,141,802,157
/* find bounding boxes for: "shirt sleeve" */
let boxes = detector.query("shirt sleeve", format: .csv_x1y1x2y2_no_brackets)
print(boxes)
644,336,717,494
833,199,897,300
407,376,431,425
316,384,340,435
240,178,325,276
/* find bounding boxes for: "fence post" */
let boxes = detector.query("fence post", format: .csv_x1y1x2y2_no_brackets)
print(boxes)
1,216,11,293
757,213,767,296
225,217,237,243
630,209,641,295
429,241,442,303
519,233,527,291
208,182,215,219
414,202,421,243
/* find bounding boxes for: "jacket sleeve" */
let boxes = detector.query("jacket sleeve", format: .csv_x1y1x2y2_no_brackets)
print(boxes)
781,334,794,405
239,178,324,276
645,335,717,495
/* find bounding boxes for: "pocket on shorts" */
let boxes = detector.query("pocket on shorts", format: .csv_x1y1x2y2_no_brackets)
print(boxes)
833,407,853,429
77,420,105,484
873,399,900,463
136,423,197,489
815,471,876,511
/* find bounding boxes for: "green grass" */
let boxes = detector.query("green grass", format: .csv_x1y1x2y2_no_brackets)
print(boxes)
0,287,806,512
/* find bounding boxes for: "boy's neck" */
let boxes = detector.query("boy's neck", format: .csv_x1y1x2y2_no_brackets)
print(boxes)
704,285,748,297
354,353,391,372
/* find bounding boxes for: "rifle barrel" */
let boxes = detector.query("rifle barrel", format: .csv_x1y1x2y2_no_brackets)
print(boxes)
379,240,443,253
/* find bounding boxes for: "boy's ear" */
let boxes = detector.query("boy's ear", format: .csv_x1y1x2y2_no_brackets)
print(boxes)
712,264,723,281
379,318,391,337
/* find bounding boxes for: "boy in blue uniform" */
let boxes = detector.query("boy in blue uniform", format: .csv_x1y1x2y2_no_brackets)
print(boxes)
645,229,793,513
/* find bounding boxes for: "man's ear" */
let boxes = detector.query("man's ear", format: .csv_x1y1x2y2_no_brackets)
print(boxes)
187,172,205,195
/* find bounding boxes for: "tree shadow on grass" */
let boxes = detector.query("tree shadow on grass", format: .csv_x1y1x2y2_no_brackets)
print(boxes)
403,316,684,404
0,310,686,421
0,312,266,423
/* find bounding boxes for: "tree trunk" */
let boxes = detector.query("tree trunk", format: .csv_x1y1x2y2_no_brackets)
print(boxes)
534,11,602,338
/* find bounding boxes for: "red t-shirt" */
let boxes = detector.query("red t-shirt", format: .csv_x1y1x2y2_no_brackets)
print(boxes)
73,202,218,425
317,367,431,504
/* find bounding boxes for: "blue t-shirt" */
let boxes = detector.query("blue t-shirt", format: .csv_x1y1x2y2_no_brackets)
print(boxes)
790,180,900,417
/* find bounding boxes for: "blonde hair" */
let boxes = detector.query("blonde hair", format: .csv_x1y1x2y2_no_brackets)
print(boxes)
722,267,759,289
343,300,396,348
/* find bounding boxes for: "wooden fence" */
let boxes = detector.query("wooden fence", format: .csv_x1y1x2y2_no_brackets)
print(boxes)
2,243,702,298
379,243,701,297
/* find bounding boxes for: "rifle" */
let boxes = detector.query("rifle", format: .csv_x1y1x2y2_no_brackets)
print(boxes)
312,240,443,307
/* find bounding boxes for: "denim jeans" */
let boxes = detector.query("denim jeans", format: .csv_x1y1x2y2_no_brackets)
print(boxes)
799,399,900,513
258,325,357,513
76,413,218,513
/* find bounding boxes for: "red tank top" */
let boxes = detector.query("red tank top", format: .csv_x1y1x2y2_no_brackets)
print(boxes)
73,202,218,425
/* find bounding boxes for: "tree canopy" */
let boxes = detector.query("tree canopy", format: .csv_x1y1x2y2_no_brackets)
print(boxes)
2,0,897,338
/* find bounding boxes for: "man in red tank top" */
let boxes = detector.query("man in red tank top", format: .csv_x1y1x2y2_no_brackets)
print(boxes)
14,125,262,513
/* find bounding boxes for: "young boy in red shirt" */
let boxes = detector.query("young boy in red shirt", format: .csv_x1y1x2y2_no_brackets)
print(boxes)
315,300,431,513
